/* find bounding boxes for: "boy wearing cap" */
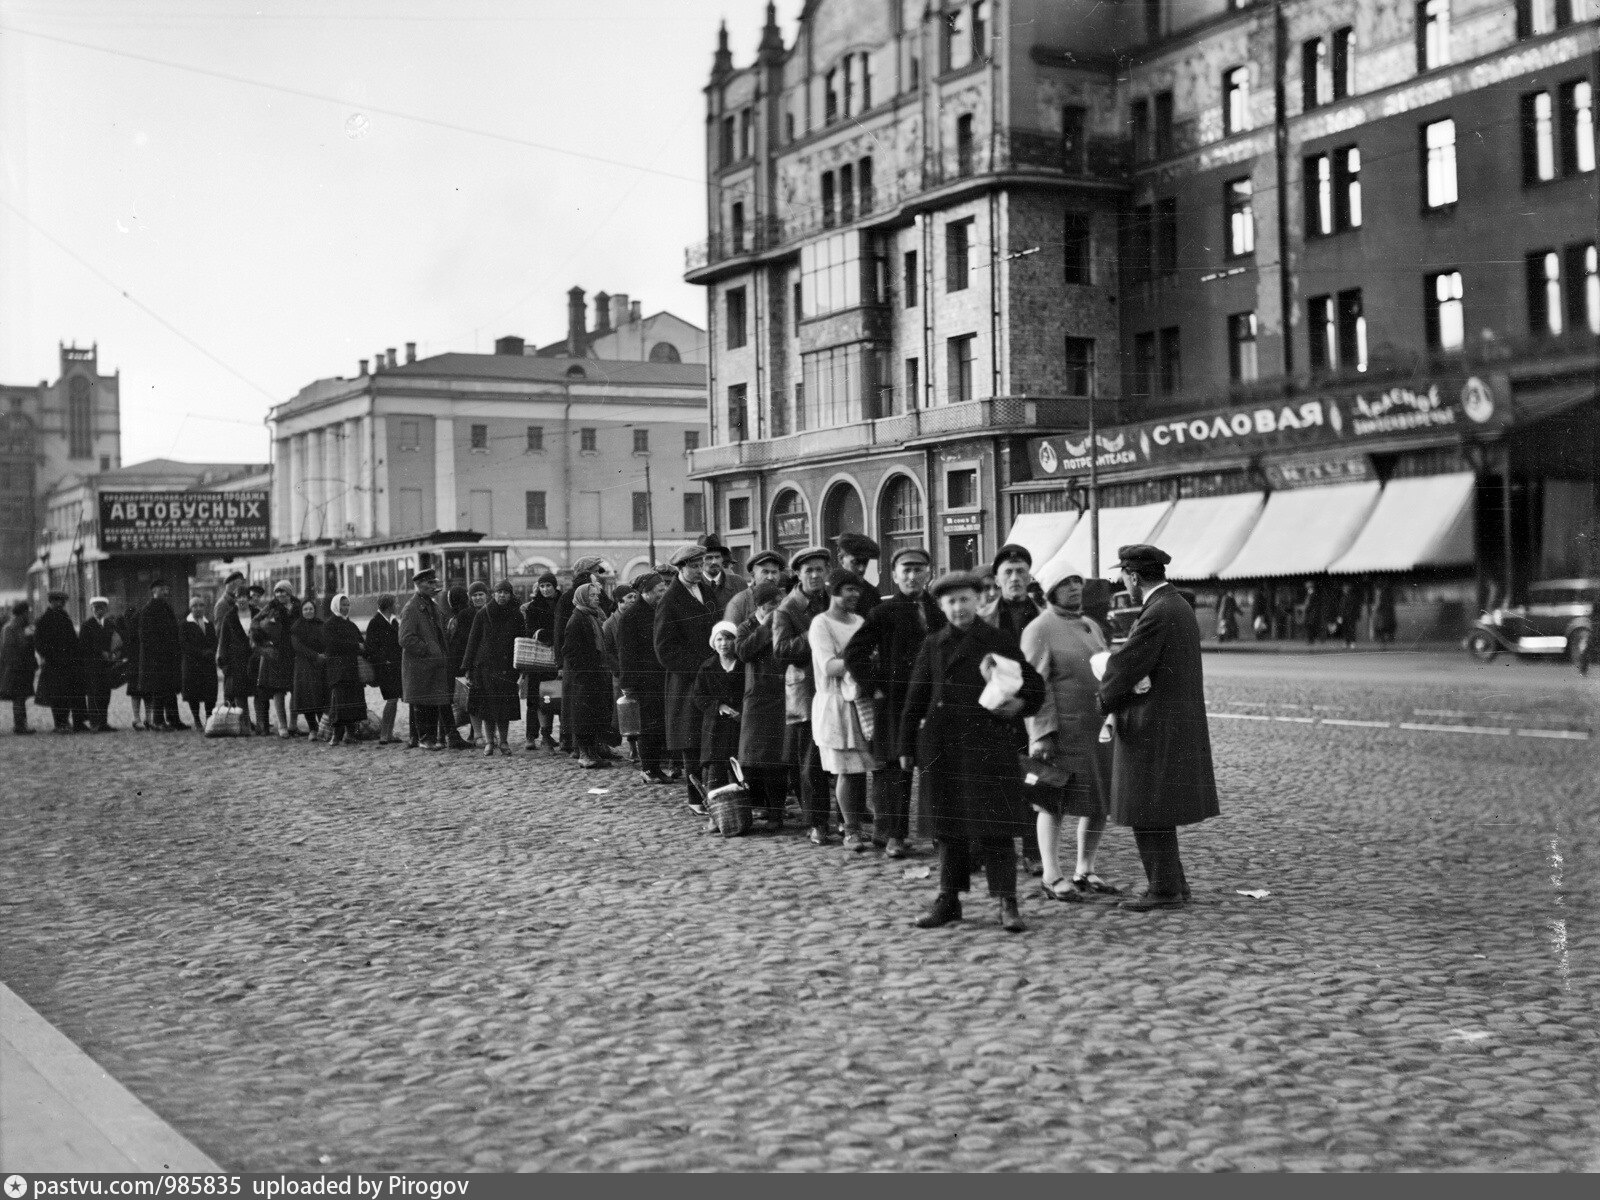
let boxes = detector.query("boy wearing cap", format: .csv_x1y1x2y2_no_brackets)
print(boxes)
619,572,672,783
843,546,942,858
733,579,791,825
1099,544,1220,910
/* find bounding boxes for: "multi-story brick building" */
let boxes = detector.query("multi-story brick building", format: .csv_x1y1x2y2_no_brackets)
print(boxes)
688,1,1598,628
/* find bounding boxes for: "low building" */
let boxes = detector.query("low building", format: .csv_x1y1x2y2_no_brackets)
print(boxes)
530,287,708,365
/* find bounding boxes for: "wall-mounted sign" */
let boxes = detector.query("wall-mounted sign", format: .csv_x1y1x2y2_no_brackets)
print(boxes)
774,513,810,543
943,512,984,533
1261,453,1375,490
99,490,271,554
1026,375,1508,480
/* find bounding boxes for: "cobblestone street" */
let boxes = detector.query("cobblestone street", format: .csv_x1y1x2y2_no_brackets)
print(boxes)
2,654,1597,1172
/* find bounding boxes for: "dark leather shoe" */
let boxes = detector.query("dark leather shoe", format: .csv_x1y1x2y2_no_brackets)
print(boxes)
1118,893,1188,911
998,898,1026,933
915,893,963,928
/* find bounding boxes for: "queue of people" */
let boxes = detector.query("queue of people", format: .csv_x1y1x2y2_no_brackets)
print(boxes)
0,533,1220,931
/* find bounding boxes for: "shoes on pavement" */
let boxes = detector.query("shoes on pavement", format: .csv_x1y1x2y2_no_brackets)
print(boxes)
807,826,830,846
1071,874,1121,895
577,752,603,769
1117,893,1187,911
884,838,906,859
914,893,963,929
14,727,35,735
842,833,869,853
420,739,443,752
998,898,1026,933
1022,857,1044,877
1041,877,1086,902
483,742,497,757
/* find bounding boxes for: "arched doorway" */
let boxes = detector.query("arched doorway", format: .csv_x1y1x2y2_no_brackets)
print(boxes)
770,488,811,564
878,473,926,565
820,480,865,550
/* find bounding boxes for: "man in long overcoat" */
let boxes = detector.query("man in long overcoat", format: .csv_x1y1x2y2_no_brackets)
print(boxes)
653,544,720,807
399,567,452,750
696,534,745,616
773,547,832,842
35,591,88,732
899,570,1045,933
138,579,184,729
78,596,118,731
844,546,942,858
734,579,792,827
1098,543,1220,910
618,572,670,784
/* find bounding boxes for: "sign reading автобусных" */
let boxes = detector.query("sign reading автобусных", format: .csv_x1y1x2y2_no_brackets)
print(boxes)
1027,375,1507,479
99,490,272,553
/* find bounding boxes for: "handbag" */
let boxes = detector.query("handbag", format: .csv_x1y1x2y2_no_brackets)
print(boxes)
784,663,811,722
514,634,556,670
1020,754,1073,790
706,759,752,838
203,705,245,738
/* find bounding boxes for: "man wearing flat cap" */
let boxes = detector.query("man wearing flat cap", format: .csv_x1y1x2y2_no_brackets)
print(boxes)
832,532,882,617
984,543,1042,642
400,567,452,750
1098,543,1219,910
35,590,89,733
696,534,745,616
723,550,786,629
844,545,943,858
138,579,185,730
654,544,721,804
773,546,834,842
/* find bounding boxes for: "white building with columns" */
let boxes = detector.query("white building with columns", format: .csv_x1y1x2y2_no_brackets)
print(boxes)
266,343,709,576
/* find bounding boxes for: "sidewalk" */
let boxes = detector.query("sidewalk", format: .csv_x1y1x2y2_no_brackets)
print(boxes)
1201,639,1463,654
0,982,219,1173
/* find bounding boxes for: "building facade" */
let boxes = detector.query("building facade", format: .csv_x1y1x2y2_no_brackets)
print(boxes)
267,345,709,581
0,343,123,594
688,0,1597,622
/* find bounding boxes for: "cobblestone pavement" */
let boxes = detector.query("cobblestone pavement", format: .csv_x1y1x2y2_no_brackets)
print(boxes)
2,662,1596,1173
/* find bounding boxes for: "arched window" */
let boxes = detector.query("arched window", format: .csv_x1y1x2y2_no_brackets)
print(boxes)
770,488,810,561
67,377,92,459
820,480,865,549
878,474,925,563
648,342,682,363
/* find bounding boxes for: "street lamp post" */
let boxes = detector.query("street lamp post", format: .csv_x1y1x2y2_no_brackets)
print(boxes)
1087,389,1100,579
643,456,658,569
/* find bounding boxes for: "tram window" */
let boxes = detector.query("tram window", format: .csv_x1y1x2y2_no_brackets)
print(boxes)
418,551,435,575
492,550,507,580
445,551,467,586
469,550,490,583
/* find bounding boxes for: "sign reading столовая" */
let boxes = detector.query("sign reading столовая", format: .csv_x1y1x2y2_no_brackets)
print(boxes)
99,489,272,553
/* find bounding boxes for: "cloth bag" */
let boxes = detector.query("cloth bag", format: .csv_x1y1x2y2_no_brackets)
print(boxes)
204,705,245,738
452,678,471,727
978,653,1023,712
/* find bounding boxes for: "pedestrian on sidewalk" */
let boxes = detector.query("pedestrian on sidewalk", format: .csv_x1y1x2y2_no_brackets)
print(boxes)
654,545,720,804
138,581,184,731
734,580,790,827
1337,581,1366,648
121,596,146,730
323,593,367,746
253,582,297,737
79,597,118,731
810,569,874,851
773,547,833,843
400,568,452,750
1370,580,1397,644
218,584,261,732
465,579,525,756
36,591,88,733
692,620,746,814
1098,544,1220,911
520,573,561,751
618,572,671,783
900,570,1045,934
564,581,615,769
0,599,35,734
179,595,217,733
363,593,404,743
448,584,485,748
1021,573,1118,901
290,598,328,737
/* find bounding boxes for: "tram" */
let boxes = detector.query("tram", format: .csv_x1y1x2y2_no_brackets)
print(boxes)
222,532,509,621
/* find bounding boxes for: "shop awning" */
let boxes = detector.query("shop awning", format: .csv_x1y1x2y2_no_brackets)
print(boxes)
1035,501,1174,590
1002,511,1078,571
1160,493,1268,581
1218,481,1381,579
1328,472,1476,574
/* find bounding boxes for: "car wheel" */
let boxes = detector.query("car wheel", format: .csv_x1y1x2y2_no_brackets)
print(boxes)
1466,631,1499,663
1570,629,1592,676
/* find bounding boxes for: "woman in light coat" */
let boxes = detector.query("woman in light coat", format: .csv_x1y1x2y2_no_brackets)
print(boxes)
809,569,873,851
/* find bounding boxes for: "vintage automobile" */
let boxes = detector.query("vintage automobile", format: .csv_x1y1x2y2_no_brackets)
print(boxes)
1465,578,1596,674
1105,587,1198,644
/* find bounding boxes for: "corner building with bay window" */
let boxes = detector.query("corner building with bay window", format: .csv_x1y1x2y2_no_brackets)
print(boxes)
688,0,1598,630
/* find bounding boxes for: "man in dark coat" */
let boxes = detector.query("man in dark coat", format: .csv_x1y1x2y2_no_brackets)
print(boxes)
833,532,883,618
362,592,404,743
984,542,1044,872
653,544,720,807
1098,544,1220,911
844,545,942,859
899,570,1046,933
773,546,833,842
400,568,452,750
138,579,185,729
723,550,785,629
35,591,88,732
696,534,746,616
553,559,616,753
733,579,791,826
78,596,118,731
619,571,671,784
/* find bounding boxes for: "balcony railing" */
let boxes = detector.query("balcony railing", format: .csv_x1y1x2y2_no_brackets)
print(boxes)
687,396,1098,477
686,130,1128,274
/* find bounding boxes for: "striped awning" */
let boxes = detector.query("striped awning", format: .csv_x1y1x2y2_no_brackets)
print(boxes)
1328,472,1476,574
1218,482,1381,579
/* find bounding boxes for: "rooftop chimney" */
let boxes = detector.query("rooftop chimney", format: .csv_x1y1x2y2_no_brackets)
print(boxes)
630,300,642,323
594,291,612,336
374,351,386,372
405,342,417,364
610,293,631,329
567,286,587,356
386,347,397,368
493,335,526,356
359,359,369,376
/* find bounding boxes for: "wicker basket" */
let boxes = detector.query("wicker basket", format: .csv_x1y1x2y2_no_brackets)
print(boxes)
706,782,751,838
514,635,556,670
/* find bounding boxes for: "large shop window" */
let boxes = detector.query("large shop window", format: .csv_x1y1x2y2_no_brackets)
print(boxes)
879,475,927,563
800,344,877,428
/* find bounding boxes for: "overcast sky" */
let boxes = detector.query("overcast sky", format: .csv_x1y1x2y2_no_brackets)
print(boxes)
1,0,797,465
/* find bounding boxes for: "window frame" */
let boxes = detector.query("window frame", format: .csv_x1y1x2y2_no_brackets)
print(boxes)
945,218,972,292
725,286,748,349
1227,311,1260,382
524,490,548,531
1425,269,1465,351
469,423,488,452
1422,117,1458,211
1225,177,1255,259
947,334,976,404
1063,210,1092,284
1063,336,1096,398
1223,66,1250,135
1418,0,1451,72
632,428,649,455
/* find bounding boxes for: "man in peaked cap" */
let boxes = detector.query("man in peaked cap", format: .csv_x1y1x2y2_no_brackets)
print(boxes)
696,533,744,616
986,543,1042,642
723,549,786,629
1098,543,1219,911
832,532,882,617
654,543,720,803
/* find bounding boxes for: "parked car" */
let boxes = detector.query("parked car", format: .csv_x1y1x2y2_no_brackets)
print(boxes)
1465,578,1596,674
1106,587,1197,644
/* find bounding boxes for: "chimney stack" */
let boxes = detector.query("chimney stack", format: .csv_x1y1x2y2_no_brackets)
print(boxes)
405,342,417,364
359,359,369,376
374,351,385,372
567,286,587,356
386,347,397,368
610,293,631,328
630,300,642,323
493,335,525,356
594,291,612,335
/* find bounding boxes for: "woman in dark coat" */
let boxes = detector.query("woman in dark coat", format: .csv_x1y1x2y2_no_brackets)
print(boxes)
464,580,525,755
362,593,404,744
563,582,614,769
323,593,367,745
692,620,745,794
217,589,257,730
734,582,790,824
899,571,1046,934
121,600,145,728
0,600,35,734
445,584,480,746
137,582,183,730
252,587,297,737
289,598,327,733
617,573,669,781
520,573,560,750
179,595,218,731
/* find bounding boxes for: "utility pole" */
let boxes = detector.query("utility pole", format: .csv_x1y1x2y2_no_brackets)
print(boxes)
1088,389,1100,579
643,457,658,569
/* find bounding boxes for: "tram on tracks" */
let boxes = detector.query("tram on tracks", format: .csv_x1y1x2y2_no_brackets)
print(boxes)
222,531,509,621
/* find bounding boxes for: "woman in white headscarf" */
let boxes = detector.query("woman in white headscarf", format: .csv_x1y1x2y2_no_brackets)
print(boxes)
323,593,367,746
563,581,613,768
692,620,744,797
